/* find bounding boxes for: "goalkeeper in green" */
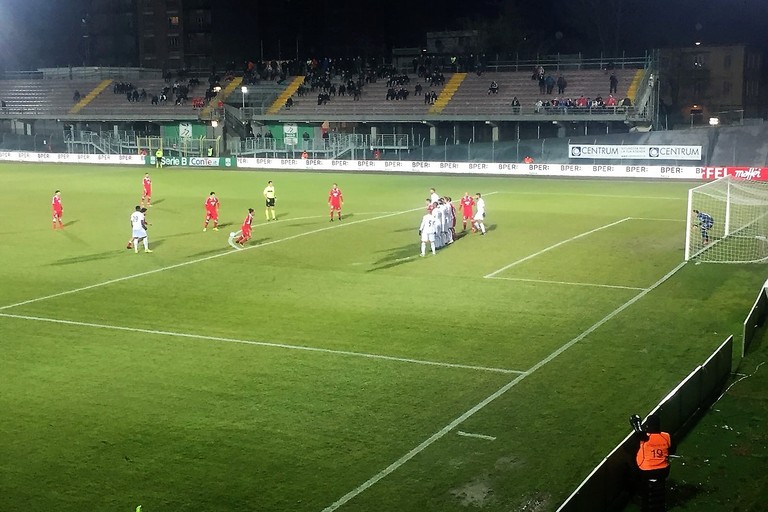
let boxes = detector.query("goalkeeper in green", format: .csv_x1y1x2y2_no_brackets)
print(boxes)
693,209,714,244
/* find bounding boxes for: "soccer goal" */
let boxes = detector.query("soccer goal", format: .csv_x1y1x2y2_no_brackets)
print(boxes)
685,176,768,263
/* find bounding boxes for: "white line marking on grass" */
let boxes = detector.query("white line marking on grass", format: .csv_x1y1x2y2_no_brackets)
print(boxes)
1,193,498,312
630,217,686,222
320,260,686,512
487,276,647,291
502,191,685,201
0,207,432,311
457,431,496,441
0,312,525,375
483,217,631,279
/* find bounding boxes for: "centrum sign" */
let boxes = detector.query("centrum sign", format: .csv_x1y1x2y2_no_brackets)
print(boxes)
569,144,702,161
147,156,236,167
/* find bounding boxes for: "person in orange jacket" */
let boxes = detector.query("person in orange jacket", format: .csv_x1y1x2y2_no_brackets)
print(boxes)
631,413,673,512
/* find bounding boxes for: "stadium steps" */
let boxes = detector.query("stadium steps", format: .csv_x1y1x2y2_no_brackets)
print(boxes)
267,76,305,114
438,69,639,116
429,73,467,114
626,69,645,103
74,79,203,118
69,79,113,114
200,76,243,118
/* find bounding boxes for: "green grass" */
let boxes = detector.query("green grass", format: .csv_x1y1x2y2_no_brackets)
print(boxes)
0,163,764,512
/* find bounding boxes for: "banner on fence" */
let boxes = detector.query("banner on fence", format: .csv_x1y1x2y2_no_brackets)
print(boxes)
1,150,767,182
569,144,703,161
146,156,237,168
0,151,144,165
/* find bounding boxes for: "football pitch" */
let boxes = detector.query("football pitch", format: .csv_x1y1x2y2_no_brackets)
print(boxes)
0,163,763,512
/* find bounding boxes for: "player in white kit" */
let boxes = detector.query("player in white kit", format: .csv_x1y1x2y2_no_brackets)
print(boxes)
419,211,437,256
130,205,152,253
472,193,486,235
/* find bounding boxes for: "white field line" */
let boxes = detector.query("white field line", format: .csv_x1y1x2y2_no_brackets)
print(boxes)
320,261,686,512
245,212,397,229
487,276,647,291
1,194,497,312
457,431,496,441
630,217,686,222
483,217,631,279
0,207,435,311
502,191,685,201
0,312,525,375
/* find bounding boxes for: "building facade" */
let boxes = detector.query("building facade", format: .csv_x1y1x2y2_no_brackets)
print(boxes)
660,45,764,124
87,0,213,70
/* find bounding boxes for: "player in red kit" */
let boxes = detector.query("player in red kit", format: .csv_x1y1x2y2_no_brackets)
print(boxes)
459,192,475,231
141,173,152,208
51,190,63,229
235,208,254,246
328,183,343,221
203,191,220,231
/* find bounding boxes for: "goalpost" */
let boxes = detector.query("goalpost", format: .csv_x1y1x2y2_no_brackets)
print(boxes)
685,176,768,263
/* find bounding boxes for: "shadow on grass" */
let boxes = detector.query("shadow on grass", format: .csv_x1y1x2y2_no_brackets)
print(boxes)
366,243,417,272
59,227,88,245
50,249,126,265
186,247,230,258
63,219,80,228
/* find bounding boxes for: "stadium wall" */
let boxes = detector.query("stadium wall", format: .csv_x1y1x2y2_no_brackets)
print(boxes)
556,336,734,512
742,279,768,357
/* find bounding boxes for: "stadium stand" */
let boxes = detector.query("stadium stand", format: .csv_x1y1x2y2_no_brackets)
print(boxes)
77,78,203,118
0,79,101,117
264,68,644,120
438,69,641,116
269,72,446,118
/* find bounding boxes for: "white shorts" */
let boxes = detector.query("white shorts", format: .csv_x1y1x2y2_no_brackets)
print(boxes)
421,232,435,243
473,212,485,221
132,228,147,239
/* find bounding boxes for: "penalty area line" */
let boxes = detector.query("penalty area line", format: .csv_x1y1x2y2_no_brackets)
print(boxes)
486,276,647,291
457,431,496,441
0,312,524,375
483,217,631,279
319,260,686,512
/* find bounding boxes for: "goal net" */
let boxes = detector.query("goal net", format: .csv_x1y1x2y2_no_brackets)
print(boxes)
685,176,768,263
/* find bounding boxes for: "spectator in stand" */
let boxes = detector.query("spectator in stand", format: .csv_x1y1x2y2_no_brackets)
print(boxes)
622,97,632,107
488,81,499,94
415,83,422,96
511,96,521,112
576,94,588,108
538,74,546,94
610,73,619,94
285,97,294,109
605,94,618,107
545,74,556,95
73,90,81,102
557,75,567,95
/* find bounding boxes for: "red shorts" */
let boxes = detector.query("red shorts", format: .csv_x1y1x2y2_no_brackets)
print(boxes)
53,209,63,218
206,210,218,220
143,188,151,197
462,209,473,219
329,203,342,210
241,226,252,239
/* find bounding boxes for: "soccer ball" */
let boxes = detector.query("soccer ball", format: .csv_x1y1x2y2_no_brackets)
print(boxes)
229,232,236,237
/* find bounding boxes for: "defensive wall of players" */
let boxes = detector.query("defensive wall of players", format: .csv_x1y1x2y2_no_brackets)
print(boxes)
2,149,768,182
